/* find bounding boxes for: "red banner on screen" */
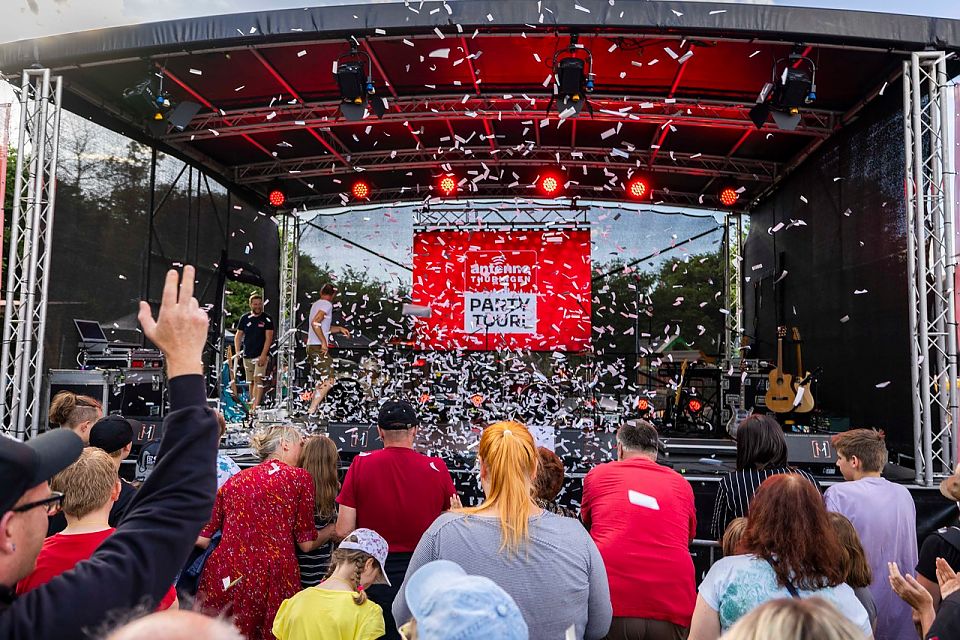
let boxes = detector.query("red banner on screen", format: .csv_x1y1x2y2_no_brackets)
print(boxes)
412,230,591,351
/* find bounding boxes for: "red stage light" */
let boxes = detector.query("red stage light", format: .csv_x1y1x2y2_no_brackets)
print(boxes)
351,180,371,200
538,172,564,197
626,178,649,200
687,398,703,414
268,188,286,208
637,398,650,412
720,187,739,207
470,393,484,408
437,175,458,197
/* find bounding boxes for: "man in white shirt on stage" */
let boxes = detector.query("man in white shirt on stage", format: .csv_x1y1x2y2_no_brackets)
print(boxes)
307,283,350,417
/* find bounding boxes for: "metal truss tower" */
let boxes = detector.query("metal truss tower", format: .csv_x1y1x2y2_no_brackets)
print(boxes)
274,213,300,410
723,214,744,362
903,52,959,485
0,69,63,437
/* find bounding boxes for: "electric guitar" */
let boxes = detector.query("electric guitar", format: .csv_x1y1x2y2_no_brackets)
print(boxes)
791,327,815,413
764,326,795,413
726,335,752,437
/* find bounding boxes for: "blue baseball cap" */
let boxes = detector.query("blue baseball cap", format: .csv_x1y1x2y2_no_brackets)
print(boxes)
405,560,528,640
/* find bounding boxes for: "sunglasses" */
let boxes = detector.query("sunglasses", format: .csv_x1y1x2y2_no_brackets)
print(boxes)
13,491,65,516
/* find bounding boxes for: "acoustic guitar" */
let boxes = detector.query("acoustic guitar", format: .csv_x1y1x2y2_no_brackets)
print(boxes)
765,326,795,413
791,327,815,413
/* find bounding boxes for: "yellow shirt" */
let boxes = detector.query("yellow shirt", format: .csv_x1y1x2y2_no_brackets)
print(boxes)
273,588,385,640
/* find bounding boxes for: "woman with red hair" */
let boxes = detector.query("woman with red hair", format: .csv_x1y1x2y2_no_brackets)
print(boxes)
689,474,873,639
392,421,612,639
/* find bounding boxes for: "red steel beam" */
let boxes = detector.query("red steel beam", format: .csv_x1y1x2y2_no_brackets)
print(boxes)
250,48,304,103
460,37,482,97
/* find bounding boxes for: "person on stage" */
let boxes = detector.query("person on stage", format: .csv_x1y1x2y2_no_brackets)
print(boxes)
307,284,350,417
234,293,275,413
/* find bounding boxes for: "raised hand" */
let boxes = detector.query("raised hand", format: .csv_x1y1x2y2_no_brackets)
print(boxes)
138,266,209,379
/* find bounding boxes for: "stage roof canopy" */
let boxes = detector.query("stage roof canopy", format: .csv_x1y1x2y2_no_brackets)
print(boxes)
1,0,958,211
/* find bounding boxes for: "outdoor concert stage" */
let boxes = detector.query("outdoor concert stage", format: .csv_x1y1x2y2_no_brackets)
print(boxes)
2,1,960,562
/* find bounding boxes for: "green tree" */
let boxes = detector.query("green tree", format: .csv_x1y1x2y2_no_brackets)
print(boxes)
648,250,725,355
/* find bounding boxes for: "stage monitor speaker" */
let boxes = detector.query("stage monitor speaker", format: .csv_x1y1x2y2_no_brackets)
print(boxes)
108,369,165,419
326,422,382,455
785,433,838,476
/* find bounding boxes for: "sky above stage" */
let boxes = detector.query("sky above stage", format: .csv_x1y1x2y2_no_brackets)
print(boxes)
1,0,959,45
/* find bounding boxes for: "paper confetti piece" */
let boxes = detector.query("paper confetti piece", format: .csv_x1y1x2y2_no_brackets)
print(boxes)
876,381,891,388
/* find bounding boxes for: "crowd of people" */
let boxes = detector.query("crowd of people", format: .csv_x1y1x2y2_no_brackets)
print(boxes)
3,266,960,640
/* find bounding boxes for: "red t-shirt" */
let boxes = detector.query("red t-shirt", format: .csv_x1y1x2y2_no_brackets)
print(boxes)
16,528,177,610
337,447,455,552
581,457,697,626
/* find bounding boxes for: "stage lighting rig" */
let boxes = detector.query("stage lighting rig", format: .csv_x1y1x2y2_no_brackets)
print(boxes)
536,170,566,198
267,182,287,210
719,187,740,207
749,49,818,131
436,174,459,198
351,179,372,200
625,177,650,200
335,43,388,122
123,69,202,136
546,33,595,119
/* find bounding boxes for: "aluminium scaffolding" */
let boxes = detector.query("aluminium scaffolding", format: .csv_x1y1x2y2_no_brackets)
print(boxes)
0,69,63,438
274,213,300,410
903,52,959,485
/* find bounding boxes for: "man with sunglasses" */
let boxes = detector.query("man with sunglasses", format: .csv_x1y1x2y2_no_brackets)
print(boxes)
0,266,218,640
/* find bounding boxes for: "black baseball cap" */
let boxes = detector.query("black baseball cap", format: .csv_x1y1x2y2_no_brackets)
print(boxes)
377,400,419,430
89,415,137,454
0,429,83,514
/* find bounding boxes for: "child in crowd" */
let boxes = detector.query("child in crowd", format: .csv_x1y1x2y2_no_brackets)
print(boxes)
272,529,389,640
828,512,878,633
721,517,747,557
825,429,916,640
17,448,177,609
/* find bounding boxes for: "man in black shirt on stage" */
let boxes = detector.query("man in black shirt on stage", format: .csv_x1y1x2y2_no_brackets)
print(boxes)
234,292,274,412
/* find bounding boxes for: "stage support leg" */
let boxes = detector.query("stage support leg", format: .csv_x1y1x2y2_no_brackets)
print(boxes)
275,213,299,410
903,52,959,486
0,69,63,438
723,214,744,362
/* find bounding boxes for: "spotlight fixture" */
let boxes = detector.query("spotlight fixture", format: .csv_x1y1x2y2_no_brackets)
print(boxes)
686,396,704,415
719,187,740,207
267,184,287,209
436,174,458,197
351,179,372,200
636,397,652,417
537,170,565,198
749,49,818,131
625,177,650,200
123,69,201,136
335,43,388,122
546,33,595,119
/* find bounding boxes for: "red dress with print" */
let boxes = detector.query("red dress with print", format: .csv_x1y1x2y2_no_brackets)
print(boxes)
197,459,317,640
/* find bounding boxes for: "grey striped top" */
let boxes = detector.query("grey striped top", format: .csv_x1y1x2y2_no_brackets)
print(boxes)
710,466,821,540
393,510,612,640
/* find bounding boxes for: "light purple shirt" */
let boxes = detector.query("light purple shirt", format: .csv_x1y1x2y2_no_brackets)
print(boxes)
825,477,917,640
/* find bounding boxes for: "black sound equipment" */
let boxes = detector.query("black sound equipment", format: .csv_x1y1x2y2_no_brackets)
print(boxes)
109,368,166,418
326,422,383,454
785,433,838,475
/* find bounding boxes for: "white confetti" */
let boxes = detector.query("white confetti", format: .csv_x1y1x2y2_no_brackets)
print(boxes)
189,68,202,76
875,381,891,388
430,48,451,59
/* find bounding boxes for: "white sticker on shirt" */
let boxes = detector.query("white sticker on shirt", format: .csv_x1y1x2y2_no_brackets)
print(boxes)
628,489,660,510
268,462,281,475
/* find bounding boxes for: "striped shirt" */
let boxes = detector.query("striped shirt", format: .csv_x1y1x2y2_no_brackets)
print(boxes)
296,510,336,588
710,467,820,540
